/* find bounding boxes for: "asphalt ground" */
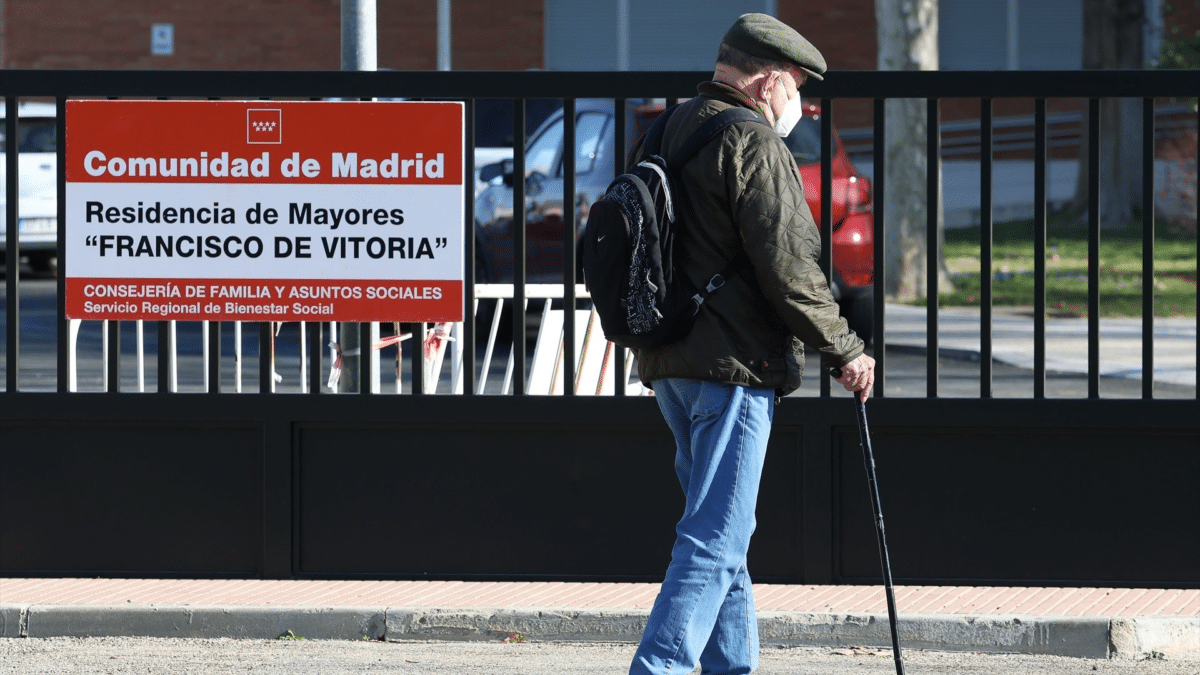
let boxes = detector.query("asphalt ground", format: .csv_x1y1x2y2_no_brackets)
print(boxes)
3,580,1198,661
2,638,1198,675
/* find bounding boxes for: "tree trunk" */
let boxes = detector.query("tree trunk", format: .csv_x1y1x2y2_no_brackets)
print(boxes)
1074,0,1146,229
876,0,952,302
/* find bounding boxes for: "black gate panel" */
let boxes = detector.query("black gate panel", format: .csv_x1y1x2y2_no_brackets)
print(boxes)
1,68,1197,586
2,393,1200,583
295,421,804,580
296,420,679,578
1,391,1197,586
836,427,1200,586
0,422,263,575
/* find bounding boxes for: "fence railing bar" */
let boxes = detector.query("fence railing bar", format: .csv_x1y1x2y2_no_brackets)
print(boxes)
56,96,68,393
302,319,316,393
511,98,526,396
365,322,378,394
562,98,578,397
1196,108,1199,400
157,321,170,393
201,321,210,392
108,321,121,392
926,98,940,398
1034,99,1048,399
502,303,525,395
613,98,627,397
1142,97,1155,400
1087,98,1101,399
360,322,375,395
4,96,17,393
980,98,994,399
407,322,421,395
873,98,886,398
820,98,834,399
208,321,222,393
462,97,477,396
258,322,272,393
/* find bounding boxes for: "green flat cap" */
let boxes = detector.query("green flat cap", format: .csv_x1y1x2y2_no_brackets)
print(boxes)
722,13,827,80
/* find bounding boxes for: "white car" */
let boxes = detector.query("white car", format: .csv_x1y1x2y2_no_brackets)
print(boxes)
0,102,58,273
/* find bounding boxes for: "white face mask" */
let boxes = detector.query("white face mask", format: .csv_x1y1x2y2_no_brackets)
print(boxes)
773,90,803,137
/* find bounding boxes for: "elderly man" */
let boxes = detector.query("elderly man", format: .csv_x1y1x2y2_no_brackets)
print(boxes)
628,13,875,675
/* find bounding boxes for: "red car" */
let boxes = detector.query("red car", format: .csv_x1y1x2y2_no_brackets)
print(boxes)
475,100,875,343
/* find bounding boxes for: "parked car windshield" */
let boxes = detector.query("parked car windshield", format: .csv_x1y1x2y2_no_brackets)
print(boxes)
574,112,609,176
0,119,57,153
474,98,560,149
522,109,614,180
782,117,821,165
526,118,564,176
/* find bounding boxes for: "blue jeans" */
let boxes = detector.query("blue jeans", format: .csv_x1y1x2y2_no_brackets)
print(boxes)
630,379,774,675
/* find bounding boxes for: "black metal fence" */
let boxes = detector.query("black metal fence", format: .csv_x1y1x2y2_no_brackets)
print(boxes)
1,69,1197,586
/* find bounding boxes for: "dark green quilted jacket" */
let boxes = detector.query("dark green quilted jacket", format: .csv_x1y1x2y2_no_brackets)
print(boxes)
634,81,863,396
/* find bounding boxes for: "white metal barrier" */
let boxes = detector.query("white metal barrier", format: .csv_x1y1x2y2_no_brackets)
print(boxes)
68,284,648,396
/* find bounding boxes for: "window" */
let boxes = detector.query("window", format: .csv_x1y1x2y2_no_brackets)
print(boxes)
0,119,57,153
783,116,821,165
939,0,1082,70
574,112,610,175
525,116,564,177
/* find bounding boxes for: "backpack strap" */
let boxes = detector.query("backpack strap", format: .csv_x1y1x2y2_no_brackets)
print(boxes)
641,103,679,158
642,104,768,166
662,107,768,299
667,107,768,172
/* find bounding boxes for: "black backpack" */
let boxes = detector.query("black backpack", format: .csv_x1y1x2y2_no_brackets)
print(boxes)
582,104,768,349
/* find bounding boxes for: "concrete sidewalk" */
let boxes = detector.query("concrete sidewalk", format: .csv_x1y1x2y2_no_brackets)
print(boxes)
2,579,1197,660
882,304,1197,387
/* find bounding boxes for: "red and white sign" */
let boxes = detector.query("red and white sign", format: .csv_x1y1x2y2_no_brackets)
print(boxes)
65,100,464,322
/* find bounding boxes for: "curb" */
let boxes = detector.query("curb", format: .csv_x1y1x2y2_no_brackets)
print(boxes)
2,604,1196,661
0,603,28,638
20,605,387,642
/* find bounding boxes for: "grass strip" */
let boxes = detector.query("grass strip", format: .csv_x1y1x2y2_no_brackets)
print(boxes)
936,214,1196,317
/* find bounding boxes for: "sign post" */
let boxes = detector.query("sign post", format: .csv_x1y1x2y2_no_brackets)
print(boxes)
65,100,465,326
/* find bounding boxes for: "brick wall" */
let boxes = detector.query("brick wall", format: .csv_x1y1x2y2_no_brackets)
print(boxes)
781,0,877,72
450,1,543,70
780,0,877,130
3,0,1193,135
6,1,1194,76
1,0,543,71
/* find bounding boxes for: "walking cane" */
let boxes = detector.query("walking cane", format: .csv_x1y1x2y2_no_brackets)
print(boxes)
852,394,906,675
832,368,905,675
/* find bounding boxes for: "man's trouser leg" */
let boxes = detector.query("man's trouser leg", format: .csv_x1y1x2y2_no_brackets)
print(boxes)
629,378,773,675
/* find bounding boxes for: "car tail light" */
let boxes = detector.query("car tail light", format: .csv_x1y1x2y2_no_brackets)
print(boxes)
845,175,871,214
841,271,873,287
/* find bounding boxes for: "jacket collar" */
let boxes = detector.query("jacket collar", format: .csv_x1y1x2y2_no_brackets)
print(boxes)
697,80,764,117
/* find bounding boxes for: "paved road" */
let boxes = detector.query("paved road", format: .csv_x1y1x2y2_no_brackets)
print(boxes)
1,638,1196,675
